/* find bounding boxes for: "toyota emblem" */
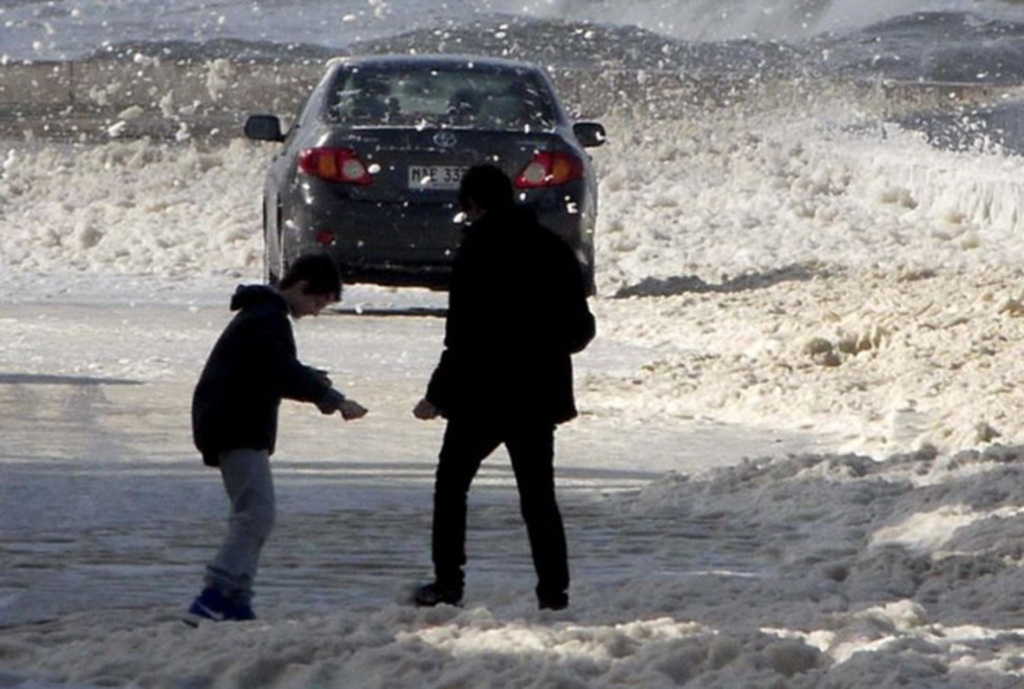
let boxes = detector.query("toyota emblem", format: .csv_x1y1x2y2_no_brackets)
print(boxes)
433,131,458,148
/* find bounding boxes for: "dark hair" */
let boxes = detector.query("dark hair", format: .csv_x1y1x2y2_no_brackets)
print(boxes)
458,163,515,212
280,253,342,295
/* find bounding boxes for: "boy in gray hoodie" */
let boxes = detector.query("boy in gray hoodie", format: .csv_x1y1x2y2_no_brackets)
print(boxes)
186,254,367,624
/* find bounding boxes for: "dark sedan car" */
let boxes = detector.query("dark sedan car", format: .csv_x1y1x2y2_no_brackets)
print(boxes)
244,54,606,294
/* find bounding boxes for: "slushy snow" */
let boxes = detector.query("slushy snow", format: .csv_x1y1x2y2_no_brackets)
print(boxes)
4,83,1024,687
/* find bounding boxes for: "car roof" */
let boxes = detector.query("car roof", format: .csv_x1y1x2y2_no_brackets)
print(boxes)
325,53,547,74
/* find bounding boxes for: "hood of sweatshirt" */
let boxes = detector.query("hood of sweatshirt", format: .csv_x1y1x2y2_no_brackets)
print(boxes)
229,284,286,312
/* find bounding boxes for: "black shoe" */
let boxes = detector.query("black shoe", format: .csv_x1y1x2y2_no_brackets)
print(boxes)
414,582,463,607
538,592,568,611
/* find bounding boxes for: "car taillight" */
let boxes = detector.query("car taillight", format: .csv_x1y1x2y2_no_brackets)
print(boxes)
298,148,373,185
515,151,583,188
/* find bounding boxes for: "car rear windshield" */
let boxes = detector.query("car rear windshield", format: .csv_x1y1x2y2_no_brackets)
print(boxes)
326,64,557,131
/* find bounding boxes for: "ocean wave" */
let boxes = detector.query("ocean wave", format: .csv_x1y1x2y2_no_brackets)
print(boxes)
820,11,1024,84
72,11,1024,86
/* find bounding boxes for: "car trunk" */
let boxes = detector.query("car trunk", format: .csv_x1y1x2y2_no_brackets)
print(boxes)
330,127,560,198
314,127,571,262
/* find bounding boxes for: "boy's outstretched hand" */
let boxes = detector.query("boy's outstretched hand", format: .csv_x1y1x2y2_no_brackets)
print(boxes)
317,388,366,419
339,399,368,420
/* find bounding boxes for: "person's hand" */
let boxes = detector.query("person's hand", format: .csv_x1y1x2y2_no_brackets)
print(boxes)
339,399,368,420
413,398,440,420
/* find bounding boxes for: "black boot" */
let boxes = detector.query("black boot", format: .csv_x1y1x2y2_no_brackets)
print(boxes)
537,587,568,611
414,581,463,607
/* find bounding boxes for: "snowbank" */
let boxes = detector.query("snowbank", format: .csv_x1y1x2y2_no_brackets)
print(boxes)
5,84,1024,687
6,448,1024,687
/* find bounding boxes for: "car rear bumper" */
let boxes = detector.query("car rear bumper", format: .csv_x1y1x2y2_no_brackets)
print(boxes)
284,191,594,290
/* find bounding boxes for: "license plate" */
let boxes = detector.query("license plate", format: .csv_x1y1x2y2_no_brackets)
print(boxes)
408,165,467,190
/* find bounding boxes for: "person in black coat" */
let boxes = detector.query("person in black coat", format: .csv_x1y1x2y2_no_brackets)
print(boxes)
186,254,368,624
413,164,596,610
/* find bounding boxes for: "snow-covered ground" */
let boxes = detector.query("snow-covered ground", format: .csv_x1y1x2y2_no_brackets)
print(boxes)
5,85,1024,687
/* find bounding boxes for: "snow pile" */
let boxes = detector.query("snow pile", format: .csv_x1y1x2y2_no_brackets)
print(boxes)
584,265,1024,458
594,103,1024,293
6,448,1024,687
0,139,264,277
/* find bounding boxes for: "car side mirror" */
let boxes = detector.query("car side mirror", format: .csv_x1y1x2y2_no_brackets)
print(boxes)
573,121,606,148
244,114,286,143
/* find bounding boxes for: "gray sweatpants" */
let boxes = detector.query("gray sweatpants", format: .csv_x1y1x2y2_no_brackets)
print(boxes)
205,448,276,603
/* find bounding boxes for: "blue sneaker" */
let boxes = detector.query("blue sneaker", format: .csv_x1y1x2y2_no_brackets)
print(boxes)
184,587,259,625
230,598,256,621
184,587,232,625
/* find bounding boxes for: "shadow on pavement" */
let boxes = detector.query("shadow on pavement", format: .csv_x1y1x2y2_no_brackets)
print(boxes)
0,373,142,386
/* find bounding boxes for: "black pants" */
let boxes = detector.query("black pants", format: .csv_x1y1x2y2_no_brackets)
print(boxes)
431,415,569,600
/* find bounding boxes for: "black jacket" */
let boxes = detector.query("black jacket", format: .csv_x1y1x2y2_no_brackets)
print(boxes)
426,206,595,424
192,285,336,466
